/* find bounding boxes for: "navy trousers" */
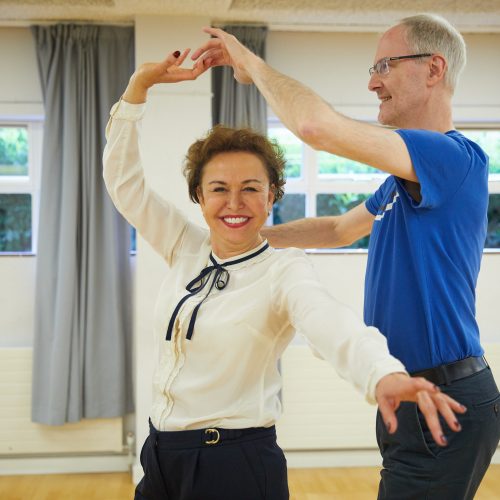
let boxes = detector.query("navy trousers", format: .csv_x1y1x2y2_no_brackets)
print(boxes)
134,422,289,500
376,367,500,499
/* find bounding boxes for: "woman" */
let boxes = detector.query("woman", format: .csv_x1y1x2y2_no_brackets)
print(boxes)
103,50,464,500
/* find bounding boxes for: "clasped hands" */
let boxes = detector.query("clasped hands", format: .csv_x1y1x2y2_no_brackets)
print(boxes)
124,26,260,101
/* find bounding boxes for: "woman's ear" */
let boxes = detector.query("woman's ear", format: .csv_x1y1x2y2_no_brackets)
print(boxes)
268,185,276,211
197,186,204,205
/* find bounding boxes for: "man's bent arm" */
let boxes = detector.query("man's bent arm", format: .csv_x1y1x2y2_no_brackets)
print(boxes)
262,202,375,249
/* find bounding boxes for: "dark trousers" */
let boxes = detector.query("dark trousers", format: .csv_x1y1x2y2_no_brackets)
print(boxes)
376,367,500,500
134,422,289,500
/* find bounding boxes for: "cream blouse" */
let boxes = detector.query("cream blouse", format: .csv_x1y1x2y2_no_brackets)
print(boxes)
103,99,406,431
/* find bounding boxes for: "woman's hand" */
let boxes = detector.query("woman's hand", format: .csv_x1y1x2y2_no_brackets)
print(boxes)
375,373,467,446
122,49,210,104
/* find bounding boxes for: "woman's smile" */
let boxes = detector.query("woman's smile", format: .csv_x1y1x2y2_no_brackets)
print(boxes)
221,215,250,228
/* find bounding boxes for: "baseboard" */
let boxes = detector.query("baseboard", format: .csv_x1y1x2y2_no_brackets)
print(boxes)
283,446,500,469
0,454,131,475
284,449,382,468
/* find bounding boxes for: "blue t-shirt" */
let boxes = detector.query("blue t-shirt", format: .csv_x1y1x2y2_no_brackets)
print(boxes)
364,129,489,373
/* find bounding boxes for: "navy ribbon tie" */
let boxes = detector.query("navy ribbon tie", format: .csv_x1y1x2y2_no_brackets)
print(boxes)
165,243,269,342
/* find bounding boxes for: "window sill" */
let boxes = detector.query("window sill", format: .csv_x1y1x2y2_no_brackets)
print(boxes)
0,252,36,257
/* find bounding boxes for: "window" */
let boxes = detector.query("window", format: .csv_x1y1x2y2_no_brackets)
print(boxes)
459,129,500,250
0,121,42,254
269,121,500,250
268,120,384,251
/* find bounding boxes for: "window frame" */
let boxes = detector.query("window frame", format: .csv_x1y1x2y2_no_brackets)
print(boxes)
0,118,43,255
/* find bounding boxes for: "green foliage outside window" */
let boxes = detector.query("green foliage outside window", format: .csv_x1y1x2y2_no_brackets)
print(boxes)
317,193,371,249
273,193,306,225
268,128,302,179
0,126,28,176
0,194,32,252
460,130,500,174
317,152,381,175
487,194,500,249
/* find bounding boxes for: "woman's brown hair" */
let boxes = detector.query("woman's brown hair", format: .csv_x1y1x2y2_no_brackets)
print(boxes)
183,125,286,204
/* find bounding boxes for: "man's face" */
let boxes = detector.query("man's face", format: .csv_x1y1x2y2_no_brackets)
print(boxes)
368,25,429,128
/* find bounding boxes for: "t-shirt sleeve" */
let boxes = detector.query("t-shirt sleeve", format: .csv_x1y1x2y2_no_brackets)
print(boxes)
365,175,394,216
395,129,484,209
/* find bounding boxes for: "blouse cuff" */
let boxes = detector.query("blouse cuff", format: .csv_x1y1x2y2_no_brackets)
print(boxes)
110,98,146,121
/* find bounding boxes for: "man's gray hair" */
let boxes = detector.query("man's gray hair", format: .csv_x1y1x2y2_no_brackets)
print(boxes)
398,13,466,92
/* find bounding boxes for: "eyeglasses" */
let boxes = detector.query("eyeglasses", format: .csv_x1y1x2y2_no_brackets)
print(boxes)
368,53,433,76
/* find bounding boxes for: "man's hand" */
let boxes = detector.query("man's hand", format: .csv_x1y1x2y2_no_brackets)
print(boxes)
191,27,259,84
376,373,466,446
123,49,209,104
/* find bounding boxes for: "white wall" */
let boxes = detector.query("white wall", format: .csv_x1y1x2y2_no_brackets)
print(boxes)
0,28,42,348
1,20,500,474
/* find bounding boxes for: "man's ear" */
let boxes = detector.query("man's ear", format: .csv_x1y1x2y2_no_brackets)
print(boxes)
428,54,447,87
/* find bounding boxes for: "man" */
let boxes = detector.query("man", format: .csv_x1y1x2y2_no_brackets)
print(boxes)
193,13,500,499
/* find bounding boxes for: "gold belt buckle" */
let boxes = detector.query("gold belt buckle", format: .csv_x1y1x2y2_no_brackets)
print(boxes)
204,428,220,445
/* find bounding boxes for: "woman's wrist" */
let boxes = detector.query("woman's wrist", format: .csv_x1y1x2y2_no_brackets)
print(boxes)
122,73,149,104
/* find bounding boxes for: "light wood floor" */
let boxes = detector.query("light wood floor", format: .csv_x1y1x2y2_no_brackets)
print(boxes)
0,465,499,499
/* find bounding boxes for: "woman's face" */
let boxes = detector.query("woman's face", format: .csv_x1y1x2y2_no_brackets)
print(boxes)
197,151,274,259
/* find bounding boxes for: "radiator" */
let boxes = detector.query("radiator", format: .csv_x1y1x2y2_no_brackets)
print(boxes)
0,348,123,455
277,342,500,451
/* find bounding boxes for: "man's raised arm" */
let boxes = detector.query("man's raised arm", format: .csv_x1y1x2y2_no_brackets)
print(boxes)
192,27,417,182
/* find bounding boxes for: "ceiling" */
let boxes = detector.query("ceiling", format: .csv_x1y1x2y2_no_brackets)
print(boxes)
1,0,500,31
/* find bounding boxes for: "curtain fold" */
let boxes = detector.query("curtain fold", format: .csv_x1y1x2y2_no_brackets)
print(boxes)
212,25,268,134
31,24,134,425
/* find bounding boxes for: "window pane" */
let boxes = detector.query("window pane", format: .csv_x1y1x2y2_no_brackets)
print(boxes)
459,130,500,174
130,226,136,253
0,126,28,176
317,193,370,249
317,152,381,176
486,194,500,249
272,193,305,225
268,128,303,179
0,194,32,252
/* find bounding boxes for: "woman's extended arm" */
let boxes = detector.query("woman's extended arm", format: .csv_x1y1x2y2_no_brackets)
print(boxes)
274,251,464,447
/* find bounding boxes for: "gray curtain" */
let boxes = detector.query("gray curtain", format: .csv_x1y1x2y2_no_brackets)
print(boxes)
212,25,268,134
31,24,134,425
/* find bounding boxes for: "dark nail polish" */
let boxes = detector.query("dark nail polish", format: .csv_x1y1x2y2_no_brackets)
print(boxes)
454,421,462,431
441,434,448,445
461,404,467,412
386,421,392,432
173,51,181,58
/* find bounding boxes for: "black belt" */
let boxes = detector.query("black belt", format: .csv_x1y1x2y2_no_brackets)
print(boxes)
410,356,489,386
149,419,276,449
